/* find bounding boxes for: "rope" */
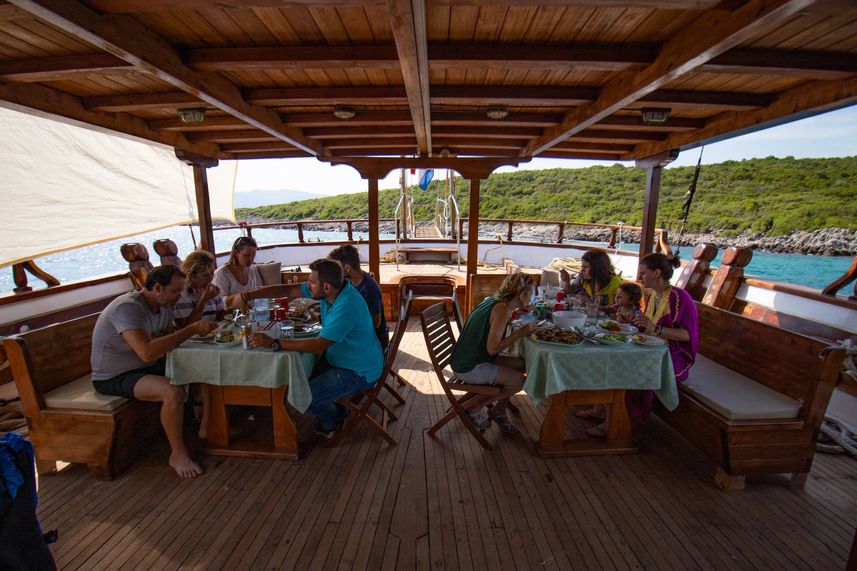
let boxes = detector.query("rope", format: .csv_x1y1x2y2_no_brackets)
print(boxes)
674,146,704,257
0,402,27,435
817,415,857,459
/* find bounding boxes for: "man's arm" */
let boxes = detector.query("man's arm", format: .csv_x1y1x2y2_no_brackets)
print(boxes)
249,332,333,354
122,320,216,363
245,283,305,302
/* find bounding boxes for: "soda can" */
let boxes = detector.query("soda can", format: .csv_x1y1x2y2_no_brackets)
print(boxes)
275,306,287,321
240,323,252,350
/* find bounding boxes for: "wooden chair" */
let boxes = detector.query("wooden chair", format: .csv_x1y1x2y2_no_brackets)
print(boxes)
398,275,464,330
120,243,153,290
420,302,503,451
322,301,410,448
380,291,413,404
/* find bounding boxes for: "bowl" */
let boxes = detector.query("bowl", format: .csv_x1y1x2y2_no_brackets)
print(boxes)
551,310,586,329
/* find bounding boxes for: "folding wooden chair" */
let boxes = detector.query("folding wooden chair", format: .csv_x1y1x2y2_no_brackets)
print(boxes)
381,291,413,403
420,302,502,451
322,303,409,448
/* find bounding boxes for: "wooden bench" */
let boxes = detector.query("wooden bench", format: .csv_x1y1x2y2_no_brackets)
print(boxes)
3,314,161,480
397,247,458,264
655,303,845,491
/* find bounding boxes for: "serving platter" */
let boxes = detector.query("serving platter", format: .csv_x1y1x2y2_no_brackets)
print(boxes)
631,334,665,347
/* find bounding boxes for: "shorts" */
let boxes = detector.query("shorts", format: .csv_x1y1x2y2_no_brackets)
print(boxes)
452,362,500,385
92,359,166,399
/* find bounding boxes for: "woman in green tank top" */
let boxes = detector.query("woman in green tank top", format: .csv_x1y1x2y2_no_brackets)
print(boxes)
451,272,538,434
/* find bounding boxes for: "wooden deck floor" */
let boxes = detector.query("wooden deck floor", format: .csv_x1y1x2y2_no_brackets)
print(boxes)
36,320,857,570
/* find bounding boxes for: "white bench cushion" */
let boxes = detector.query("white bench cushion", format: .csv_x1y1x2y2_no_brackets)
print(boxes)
682,355,801,421
43,374,128,411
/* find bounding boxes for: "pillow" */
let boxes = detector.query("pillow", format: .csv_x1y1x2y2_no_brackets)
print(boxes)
256,261,282,286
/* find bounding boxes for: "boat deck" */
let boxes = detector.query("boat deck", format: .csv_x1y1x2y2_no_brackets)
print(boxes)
36,320,857,570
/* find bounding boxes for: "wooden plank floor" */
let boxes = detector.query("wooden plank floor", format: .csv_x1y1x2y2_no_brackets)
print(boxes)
36,319,857,570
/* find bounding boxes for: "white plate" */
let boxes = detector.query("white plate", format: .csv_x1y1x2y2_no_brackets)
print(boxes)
290,322,322,338
529,330,584,346
631,334,665,347
597,320,638,334
214,338,241,348
593,333,631,345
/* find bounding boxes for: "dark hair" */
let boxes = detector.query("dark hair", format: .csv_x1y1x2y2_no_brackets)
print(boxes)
144,265,185,290
495,272,534,302
226,236,257,266
640,252,681,280
582,249,616,290
309,258,343,288
617,282,643,306
328,244,361,270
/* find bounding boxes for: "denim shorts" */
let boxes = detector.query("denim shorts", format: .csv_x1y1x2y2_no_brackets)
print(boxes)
452,362,500,385
92,359,166,399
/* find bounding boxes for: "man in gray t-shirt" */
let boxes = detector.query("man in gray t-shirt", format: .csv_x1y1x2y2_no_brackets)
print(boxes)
90,266,216,479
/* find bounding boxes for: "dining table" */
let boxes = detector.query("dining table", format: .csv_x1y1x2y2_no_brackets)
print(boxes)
168,330,317,460
521,334,678,457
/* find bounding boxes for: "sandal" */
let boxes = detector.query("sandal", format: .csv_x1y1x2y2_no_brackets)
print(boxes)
574,407,606,422
468,409,491,431
585,424,608,439
489,411,519,435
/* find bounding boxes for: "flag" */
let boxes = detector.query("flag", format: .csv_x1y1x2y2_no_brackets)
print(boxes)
418,168,434,190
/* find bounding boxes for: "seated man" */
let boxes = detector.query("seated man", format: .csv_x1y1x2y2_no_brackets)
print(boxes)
328,244,388,350
90,265,217,479
249,259,383,437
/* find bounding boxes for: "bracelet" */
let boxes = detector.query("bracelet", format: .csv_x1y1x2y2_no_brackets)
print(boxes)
240,291,249,303
271,339,280,352
654,325,663,336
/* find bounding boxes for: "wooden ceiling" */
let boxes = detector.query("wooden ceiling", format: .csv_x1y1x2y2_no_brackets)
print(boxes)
1,0,856,170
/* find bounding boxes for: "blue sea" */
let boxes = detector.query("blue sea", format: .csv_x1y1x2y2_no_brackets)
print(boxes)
1,225,852,293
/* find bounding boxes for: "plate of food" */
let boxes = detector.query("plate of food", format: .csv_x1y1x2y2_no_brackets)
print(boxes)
530,327,584,346
631,334,665,346
597,319,638,334
292,322,322,338
593,332,631,345
213,330,241,347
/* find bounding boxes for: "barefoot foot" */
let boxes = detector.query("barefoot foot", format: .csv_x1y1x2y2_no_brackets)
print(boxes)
585,422,608,439
574,406,606,422
169,453,203,479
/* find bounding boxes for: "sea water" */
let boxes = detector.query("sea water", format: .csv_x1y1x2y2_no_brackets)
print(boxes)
0,226,852,293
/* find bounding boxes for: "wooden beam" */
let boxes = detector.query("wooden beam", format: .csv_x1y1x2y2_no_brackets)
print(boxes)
631,75,857,159
570,129,666,142
328,147,520,158
220,142,298,153
305,126,419,139
434,126,544,139
185,46,399,71
466,177,480,304
387,0,431,154
283,111,413,127
149,116,247,131
597,115,704,130
8,0,321,156
433,111,563,127
538,151,632,161
85,91,201,112
638,165,663,261
431,85,597,105
368,178,380,280
704,48,857,80
0,80,221,158
190,164,215,254
523,0,816,156
187,130,276,143
550,142,634,153
639,89,771,110
321,137,528,150
325,156,525,180
221,150,311,160
429,44,655,71
247,86,407,106
0,53,131,82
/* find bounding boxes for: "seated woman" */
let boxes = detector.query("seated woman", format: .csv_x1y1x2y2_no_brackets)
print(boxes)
449,272,538,434
213,236,263,310
175,250,225,439
559,249,623,307
583,253,699,437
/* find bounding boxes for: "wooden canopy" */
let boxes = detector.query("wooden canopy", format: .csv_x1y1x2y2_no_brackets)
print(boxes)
0,0,855,175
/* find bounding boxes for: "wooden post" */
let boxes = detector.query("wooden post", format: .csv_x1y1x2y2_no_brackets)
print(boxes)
556,222,565,244
192,164,215,255
297,222,305,243
347,221,354,241
368,178,380,281
12,264,31,293
639,165,662,261
466,178,481,311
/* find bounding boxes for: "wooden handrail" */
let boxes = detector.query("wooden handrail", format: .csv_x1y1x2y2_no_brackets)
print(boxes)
822,255,857,300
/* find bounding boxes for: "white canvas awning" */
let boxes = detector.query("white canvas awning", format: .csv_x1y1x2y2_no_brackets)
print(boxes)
0,106,235,268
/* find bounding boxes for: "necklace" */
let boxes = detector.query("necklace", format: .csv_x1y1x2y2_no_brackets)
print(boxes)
645,286,672,324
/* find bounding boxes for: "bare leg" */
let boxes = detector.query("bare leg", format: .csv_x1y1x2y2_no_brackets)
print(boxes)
134,375,203,479
198,384,210,440
576,404,607,421
585,405,612,438
491,356,525,415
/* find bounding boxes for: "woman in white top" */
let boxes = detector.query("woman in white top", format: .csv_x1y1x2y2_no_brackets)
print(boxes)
213,236,262,310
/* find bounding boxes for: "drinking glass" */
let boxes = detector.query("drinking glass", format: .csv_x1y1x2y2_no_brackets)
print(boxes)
279,319,295,339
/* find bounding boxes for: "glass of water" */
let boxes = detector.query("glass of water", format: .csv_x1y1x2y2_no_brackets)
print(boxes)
279,319,295,339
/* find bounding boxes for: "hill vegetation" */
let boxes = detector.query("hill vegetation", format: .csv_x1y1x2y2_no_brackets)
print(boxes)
236,156,857,236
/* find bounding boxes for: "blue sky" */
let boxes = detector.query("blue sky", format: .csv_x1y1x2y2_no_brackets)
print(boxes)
220,104,857,196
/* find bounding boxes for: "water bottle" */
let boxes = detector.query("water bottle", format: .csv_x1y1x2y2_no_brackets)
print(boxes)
252,297,270,322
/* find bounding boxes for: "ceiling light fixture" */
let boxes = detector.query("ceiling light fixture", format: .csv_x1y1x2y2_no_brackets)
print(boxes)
333,105,356,120
177,108,206,124
641,107,671,125
486,106,509,120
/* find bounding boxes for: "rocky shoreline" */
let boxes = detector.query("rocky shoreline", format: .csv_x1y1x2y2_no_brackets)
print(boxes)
230,217,856,256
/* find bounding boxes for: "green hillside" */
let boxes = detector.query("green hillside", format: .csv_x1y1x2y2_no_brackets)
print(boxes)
237,156,857,236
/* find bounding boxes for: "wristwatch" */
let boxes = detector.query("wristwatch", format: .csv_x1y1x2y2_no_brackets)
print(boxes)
654,325,663,336
271,339,281,352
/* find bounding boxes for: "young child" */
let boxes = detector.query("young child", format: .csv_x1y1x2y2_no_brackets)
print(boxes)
611,282,643,324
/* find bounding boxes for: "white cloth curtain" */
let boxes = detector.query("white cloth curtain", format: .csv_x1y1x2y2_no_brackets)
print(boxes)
0,106,235,267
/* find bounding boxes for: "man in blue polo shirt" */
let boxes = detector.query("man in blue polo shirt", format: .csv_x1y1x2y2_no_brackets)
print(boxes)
250,258,383,436
328,244,388,350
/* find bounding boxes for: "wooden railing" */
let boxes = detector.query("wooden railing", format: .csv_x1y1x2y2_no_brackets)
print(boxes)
216,218,398,243
822,255,857,300
458,218,670,253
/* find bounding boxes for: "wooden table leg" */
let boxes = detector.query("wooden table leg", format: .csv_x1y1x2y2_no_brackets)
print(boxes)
271,386,298,453
536,389,638,458
206,385,230,448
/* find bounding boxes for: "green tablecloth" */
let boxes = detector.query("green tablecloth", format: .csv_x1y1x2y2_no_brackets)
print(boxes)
521,337,679,410
167,342,317,413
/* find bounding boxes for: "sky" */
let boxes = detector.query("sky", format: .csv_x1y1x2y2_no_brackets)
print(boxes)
213,104,857,197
